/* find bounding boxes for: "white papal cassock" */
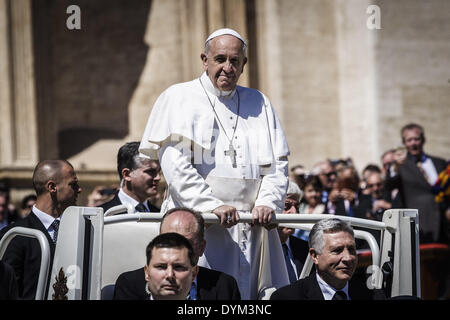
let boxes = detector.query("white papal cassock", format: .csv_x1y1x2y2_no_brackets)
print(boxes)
139,72,290,299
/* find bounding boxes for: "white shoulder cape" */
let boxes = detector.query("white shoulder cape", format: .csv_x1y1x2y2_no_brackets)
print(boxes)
139,76,289,166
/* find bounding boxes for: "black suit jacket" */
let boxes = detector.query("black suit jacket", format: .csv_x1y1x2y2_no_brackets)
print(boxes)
288,236,310,276
0,260,18,300
385,153,446,242
270,273,385,300
100,193,160,213
0,212,55,299
113,266,241,300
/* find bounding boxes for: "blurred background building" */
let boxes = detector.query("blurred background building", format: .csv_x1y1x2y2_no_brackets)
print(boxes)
0,0,449,206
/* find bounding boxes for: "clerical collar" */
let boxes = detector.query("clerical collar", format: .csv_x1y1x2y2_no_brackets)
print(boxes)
200,72,236,99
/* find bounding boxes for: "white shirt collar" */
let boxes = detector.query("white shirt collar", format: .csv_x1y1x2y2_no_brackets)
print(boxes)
284,237,292,250
315,272,350,300
200,72,236,99
421,156,439,185
32,205,59,230
118,188,148,212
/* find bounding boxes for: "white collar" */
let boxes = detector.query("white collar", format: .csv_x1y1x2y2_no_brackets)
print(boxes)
284,237,292,251
315,272,350,300
118,188,148,211
200,72,236,99
145,281,194,300
32,205,59,230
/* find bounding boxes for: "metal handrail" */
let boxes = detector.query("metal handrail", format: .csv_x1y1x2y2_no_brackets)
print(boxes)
104,212,383,268
0,227,51,300
105,212,387,231
104,203,134,217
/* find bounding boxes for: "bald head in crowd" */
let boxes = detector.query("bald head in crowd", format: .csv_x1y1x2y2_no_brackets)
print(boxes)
159,207,206,260
32,160,81,218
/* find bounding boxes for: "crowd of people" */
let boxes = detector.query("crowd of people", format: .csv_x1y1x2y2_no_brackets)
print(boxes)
0,28,449,301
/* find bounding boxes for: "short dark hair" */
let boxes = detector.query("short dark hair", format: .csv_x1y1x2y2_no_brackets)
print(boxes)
303,175,323,192
117,141,142,180
21,194,37,209
32,160,74,196
146,232,196,266
401,123,425,143
363,164,381,175
161,207,205,241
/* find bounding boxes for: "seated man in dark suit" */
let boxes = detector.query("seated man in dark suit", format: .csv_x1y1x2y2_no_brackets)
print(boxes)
0,260,18,299
277,180,309,283
0,160,82,299
101,141,161,214
271,218,385,300
142,232,198,300
113,207,241,300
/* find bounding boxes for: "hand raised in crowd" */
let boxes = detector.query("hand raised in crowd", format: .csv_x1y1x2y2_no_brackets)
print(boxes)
329,188,355,203
213,205,239,228
373,199,392,212
339,188,356,203
393,147,407,166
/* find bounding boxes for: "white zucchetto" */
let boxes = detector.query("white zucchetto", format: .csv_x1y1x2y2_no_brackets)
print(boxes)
205,28,247,46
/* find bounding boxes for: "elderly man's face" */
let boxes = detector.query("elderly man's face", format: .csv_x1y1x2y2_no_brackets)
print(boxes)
278,195,300,241
201,35,247,91
144,247,198,300
367,173,383,199
310,231,357,290
318,163,336,191
381,152,394,175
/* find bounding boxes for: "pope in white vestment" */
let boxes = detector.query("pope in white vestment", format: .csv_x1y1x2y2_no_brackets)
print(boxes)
139,28,291,299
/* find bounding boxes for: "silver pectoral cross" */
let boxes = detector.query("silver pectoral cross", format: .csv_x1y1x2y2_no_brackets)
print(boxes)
224,143,237,168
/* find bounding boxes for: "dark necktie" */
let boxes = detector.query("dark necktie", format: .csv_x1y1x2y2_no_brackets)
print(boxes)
332,290,348,300
135,203,148,212
51,219,60,243
282,243,297,284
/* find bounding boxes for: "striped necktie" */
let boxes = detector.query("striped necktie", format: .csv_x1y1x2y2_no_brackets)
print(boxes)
51,219,60,243
135,203,148,212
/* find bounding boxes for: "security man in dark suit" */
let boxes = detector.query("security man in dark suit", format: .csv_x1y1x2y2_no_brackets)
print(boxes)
271,218,385,300
0,160,82,299
101,141,161,214
0,260,18,299
113,207,241,300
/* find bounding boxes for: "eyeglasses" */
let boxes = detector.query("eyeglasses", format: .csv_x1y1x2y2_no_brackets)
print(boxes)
321,171,336,178
284,201,299,211
367,183,383,188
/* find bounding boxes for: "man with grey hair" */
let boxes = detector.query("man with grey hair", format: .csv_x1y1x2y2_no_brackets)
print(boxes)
139,28,290,299
277,181,308,284
101,141,161,213
271,218,385,300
